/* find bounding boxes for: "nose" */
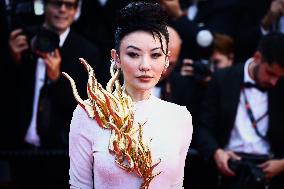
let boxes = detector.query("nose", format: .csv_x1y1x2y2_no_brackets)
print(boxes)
59,3,68,11
270,77,278,86
139,56,151,72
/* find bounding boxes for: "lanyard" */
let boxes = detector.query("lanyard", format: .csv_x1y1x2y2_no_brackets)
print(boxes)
242,89,268,141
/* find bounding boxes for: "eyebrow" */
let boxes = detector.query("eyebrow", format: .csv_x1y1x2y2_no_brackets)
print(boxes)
126,45,161,51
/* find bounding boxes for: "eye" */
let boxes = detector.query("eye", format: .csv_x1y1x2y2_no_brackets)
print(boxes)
127,52,139,58
151,53,162,59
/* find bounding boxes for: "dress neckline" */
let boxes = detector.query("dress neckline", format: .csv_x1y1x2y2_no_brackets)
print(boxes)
133,94,156,106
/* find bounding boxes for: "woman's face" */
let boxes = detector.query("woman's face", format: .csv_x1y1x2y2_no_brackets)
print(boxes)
113,31,168,93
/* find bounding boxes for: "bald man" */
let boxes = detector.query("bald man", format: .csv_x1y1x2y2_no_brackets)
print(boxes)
153,26,186,101
160,26,182,81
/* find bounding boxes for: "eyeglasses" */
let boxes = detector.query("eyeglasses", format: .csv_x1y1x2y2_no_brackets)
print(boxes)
47,0,78,10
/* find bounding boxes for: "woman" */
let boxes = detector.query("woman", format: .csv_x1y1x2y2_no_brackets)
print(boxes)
65,2,193,189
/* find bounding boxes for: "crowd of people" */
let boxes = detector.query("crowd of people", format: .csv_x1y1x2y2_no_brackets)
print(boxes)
1,0,284,189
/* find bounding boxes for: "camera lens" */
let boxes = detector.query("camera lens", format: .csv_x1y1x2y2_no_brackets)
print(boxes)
31,27,59,53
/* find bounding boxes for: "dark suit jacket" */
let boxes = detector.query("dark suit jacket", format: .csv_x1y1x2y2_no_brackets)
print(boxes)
196,63,284,159
12,29,99,149
234,0,272,62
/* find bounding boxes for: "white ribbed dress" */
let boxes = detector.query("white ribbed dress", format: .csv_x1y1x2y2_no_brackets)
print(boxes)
69,95,193,189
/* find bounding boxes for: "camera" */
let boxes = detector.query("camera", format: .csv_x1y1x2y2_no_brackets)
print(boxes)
7,0,59,54
191,59,212,80
31,27,60,54
228,159,266,189
191,29,214,81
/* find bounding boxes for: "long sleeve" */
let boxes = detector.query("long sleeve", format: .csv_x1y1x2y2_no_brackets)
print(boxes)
170,107,193,189
69,105,94,189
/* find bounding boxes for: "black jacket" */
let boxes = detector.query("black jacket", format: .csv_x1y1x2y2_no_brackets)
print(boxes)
12,28,100,149
196,63,284,159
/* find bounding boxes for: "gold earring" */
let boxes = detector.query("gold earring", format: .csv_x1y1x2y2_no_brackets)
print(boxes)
165,59,169,68
110,58,119,70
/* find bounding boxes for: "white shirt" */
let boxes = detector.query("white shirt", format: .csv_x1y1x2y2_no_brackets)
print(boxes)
225,58,270,155
69,95,193,189
24,27,70,147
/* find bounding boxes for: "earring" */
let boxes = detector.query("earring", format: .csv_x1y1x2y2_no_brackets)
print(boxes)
110,58,119,70
165,59,169,69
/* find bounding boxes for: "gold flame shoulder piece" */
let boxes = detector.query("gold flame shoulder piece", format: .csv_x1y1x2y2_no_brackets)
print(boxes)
62,58,161,189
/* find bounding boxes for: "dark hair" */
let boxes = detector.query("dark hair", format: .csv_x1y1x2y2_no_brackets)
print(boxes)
257,32,284,68
114,1,169,55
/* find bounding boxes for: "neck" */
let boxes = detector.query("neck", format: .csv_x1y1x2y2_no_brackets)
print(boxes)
248,59,257,81
124,85,151,102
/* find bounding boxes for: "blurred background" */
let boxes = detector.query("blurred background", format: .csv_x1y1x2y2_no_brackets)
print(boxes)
1,0,283,188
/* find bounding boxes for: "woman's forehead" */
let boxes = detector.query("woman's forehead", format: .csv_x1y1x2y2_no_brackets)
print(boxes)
120,31,166,50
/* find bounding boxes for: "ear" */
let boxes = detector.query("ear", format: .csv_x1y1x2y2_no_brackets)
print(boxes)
253,51,262,65
111,49,121,68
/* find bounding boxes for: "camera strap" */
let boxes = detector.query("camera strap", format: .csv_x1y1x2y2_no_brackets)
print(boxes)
242,89,268,141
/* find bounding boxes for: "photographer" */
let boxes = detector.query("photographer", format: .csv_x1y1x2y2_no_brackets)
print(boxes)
180,32,235,81
178,31,234,129
196,32,284,189
9,0,99,149
159,0,239,61
6,0,100,188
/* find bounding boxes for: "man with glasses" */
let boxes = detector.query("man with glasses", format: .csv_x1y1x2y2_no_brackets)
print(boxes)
8,0,100,188
9,0,101,147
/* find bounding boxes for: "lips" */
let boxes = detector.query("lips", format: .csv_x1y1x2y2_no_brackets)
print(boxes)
54,15,68,22
137,75,153,82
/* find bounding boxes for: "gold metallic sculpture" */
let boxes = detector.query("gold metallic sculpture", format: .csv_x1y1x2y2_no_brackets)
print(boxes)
62,58,161,189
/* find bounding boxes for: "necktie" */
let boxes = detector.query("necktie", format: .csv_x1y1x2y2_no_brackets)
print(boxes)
243,82,267,92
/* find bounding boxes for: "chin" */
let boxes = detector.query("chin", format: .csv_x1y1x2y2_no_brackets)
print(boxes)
53,22,67,30
134,82,156,91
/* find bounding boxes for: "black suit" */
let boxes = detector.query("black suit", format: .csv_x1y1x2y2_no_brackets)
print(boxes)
196,63,284,188
12,28,100,149
235,0,272,62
